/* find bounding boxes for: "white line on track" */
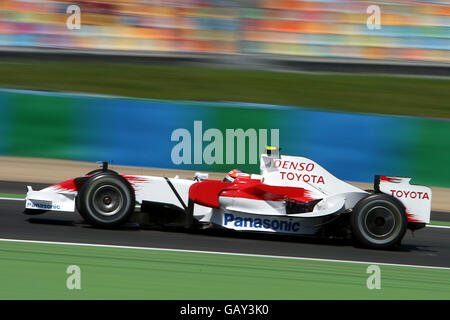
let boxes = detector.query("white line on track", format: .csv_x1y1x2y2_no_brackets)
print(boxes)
427,224,450,229
0,197,24,201
0,238,449,271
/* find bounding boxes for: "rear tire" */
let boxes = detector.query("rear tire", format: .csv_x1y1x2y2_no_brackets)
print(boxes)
351,194,407,249
76,173,135,228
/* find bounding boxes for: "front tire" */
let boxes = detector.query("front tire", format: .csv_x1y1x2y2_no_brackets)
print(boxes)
76,173,135,228
351,194,407,249
85,169,118,176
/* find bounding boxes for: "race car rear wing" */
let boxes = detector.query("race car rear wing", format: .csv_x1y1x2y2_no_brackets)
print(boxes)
374,175,431,224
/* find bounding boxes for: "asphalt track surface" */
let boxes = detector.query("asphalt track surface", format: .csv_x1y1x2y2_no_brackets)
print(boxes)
1,181,449,269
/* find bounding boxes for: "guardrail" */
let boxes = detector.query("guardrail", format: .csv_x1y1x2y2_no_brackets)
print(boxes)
0,88,448,187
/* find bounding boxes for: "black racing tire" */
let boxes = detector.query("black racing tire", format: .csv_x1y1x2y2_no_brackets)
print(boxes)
76,172,135,228
85,169,118,176
350,194,407,249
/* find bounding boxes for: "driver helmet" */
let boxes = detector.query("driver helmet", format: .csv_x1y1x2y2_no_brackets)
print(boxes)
223,169,250,183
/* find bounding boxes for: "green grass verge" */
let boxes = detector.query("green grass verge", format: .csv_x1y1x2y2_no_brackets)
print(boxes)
1,62,449,118
429,220,450,227
0,240,448,299
0,193,25,199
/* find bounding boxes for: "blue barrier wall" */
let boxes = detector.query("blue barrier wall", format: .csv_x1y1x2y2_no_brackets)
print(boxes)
0,89,448,187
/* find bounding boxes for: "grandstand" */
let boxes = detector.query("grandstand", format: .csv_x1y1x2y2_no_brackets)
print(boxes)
0,0,448,62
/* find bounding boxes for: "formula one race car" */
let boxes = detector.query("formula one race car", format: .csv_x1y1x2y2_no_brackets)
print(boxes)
24,147,432,249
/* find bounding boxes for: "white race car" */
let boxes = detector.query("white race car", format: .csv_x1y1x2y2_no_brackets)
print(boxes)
24,147,431,249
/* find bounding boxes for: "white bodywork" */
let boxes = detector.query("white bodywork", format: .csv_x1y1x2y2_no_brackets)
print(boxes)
25,186,76,212
259,153,369,214
378,176,431,223
24,152,432,233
